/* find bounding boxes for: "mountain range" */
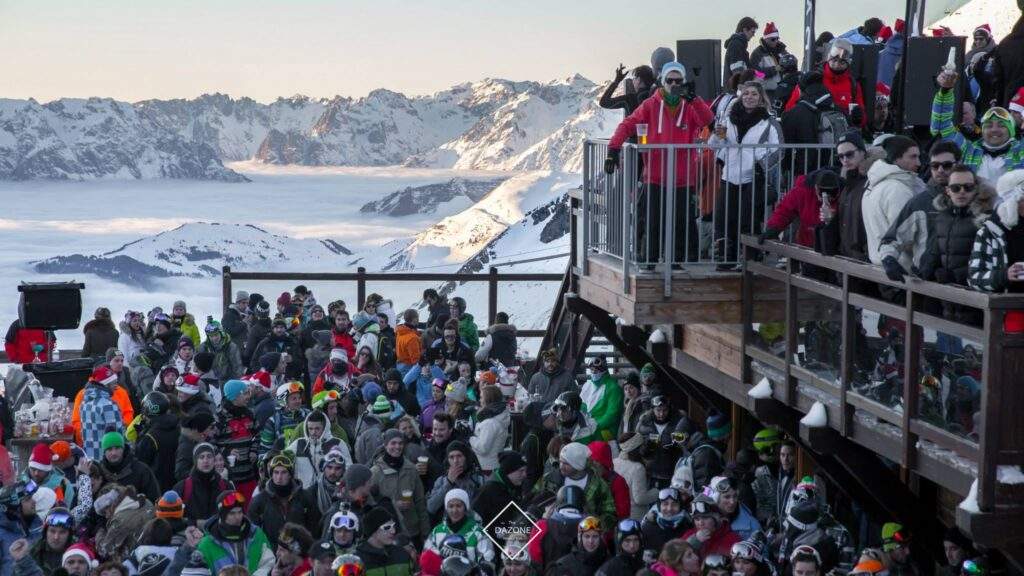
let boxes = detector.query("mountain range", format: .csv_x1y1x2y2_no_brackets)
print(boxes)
1,75,620,181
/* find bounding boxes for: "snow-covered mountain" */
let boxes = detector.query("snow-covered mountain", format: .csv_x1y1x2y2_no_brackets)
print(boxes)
359,177,508,217
33,222,353,288
932,0,1020,40
0,98,247,181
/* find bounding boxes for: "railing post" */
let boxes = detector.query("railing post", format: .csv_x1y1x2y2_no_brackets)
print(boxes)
581,139,591,276
622,144,633,294
488,266,498,326
356,267,366,310
664,146,676,298
222,266,232,316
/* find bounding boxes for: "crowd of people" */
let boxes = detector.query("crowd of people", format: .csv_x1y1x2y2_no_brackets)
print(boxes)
1,10,1022,576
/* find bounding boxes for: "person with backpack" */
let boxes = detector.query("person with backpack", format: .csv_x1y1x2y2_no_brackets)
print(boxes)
173,442,233,527
133,391,180,492
784,39,867,129
772,54,802,114
673,411,730,497
781,72,846,177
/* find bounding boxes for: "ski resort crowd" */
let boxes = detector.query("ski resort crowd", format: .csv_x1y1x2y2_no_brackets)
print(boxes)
0,9,1022,576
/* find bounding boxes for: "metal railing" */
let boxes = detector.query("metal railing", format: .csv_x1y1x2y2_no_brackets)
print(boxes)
740,235,1024,513
582,138,836,295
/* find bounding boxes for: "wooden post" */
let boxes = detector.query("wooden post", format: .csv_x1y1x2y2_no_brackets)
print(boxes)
222,266,232,316
488,267,499,326
356,267,366,311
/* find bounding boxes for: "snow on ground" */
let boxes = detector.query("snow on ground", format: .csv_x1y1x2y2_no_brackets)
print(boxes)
932,0,1020,40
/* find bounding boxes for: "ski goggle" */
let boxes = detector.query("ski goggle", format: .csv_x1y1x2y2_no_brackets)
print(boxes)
731,541,762,561
790,545,822,565
713,477,737,493
219,491,245,508
578,516,602,533
704,554,729,569
45,511,73,530
962,560,985,575
659,488,681,502
280,381,304,394
331,513,358,531
617,519,641,534
982,107,1012,123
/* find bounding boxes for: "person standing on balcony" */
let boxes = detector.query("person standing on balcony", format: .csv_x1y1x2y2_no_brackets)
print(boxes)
709,80,782,270
968,170,1024,295
749,22,790,101
580,357,624,443
599,64,655,116
724,17,759,84
863,136,925,276
605,62,714,268
759,168,842,248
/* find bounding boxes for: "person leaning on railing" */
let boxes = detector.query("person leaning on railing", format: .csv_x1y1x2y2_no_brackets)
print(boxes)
605,61,714,266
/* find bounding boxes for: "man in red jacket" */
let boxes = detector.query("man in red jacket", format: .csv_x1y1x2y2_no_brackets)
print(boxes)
760,169,842,247
588,440,631,519
4,319,54,363
606,61,715,267
785,39,866,128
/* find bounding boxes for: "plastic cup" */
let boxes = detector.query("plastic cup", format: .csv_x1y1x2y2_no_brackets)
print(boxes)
417,456,429,475
401,489,413,504
636,123,649,145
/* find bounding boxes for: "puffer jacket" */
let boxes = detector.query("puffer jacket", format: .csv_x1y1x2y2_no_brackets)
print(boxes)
370,454,430,539
765,171,839,247
469,402,510,471
877,182,944,273
394,324,422,367
921,189,994,287
247,480,312,548
750,40,789,91
609,89,715,187
862,161,922,268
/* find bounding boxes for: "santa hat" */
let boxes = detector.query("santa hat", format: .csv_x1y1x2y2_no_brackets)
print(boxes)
1010,87,1024,115
29,443,57,472
878,26,893,42
178,373,201,396
763,22,779,39
974,24,993,37
875,82,892,102
90,366,117,386
63,543,98,568
894,19,906,34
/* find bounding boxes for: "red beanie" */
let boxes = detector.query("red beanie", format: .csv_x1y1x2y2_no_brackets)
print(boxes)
29,443,56,473
419,550,443,576
587,440,613,471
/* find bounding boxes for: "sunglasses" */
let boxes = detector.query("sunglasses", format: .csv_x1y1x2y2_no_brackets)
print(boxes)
837,150,859,161
664,77,685,85
578,516,602,532
931,161,955,170
948,183,977,193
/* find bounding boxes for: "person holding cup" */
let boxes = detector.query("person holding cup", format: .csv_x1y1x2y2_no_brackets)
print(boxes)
426,440,484,520
370,429,430,546
606,61,715,267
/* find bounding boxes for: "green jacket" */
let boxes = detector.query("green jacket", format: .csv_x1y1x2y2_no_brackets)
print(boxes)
931,87,1024,172
175,313,202,348
458,314,480,351
425,515,495,565
197,520,274,576
581,374,624,442
536,465,617,532
356,540,413,576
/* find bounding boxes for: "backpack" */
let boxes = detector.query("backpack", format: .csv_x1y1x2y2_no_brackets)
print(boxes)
672,443,723,494
817,110,850,145
377,335,396,370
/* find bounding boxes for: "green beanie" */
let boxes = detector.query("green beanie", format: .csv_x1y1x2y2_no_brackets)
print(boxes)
753,427,782,451
372,394,391,414
640,363,655,376
101,431,125,451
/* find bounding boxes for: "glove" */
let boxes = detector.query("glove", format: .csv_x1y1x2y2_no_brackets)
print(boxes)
849,105,864,126
933,267,951,284
757,228,781,245
604,149,620,175
882,256,907,283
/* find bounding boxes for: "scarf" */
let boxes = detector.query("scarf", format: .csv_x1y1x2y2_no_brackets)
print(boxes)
661,87,681,108
447,514,469,534
729,103,769,142
269,480,294,499
316,476,340,512
382,452,405,471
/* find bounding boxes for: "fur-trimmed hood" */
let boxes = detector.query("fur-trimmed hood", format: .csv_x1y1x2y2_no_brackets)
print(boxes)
932,177,996,227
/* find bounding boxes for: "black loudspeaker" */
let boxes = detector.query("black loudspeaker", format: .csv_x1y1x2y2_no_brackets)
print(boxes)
676,39,723,102
17,282,85,330
902,36,966,127
23,358,95,401
851,44,882,128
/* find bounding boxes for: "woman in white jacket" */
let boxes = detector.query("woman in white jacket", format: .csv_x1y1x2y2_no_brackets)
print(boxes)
468,385,510,474
709,80,783,268
613,432,659,520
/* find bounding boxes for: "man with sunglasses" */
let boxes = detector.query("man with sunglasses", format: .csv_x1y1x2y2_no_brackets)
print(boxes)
783,39,867,128
876,140,962,282
356,507,413,576
934,69,1024,184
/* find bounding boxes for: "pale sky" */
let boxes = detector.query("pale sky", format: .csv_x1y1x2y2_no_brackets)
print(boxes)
1,0,965,103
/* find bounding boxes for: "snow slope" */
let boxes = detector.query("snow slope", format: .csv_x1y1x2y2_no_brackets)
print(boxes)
932,0,1021,39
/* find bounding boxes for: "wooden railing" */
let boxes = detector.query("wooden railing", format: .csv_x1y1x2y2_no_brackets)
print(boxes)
740,235,1024,514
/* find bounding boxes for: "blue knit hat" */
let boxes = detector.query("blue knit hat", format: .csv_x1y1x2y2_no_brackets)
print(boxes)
362,381,383,403
706,410,732,440
223,379,248,402
660,61,688,83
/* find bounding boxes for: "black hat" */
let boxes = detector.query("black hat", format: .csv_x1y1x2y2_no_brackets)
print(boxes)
194,352,214,373
815,169,841,191
362,507,393,535
184,412,215,433
498,450,527,476
837,129,866,151
259,352,282,372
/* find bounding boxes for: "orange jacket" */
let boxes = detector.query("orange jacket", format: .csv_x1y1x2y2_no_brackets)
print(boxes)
72,384,135,446
395,324,422,367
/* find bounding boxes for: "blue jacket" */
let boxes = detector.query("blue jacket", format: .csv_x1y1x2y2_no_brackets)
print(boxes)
730,503,763,540
0,513,41,576
80,383,123,461
839,28,874,45
403,364,445,407
877,34,904,87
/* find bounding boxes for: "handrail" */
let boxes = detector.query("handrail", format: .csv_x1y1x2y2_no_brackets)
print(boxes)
739,234,1024,513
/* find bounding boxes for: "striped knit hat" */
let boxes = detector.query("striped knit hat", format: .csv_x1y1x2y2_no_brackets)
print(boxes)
156,491,184,519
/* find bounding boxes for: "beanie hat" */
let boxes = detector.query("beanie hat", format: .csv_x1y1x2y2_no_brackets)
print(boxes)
498,450,527,476
382,428,404,445
371,394,392,414
763,21,779,39
29,443,56,472
204,318,222,335
943,526,974,553
254,300,270,318
32,487,56,519
444,488,471,511
659,61,688,84
706,410,732,440
223,379,248,402
138,552,172,576
837,129,866,151
385,369,403,384
788,500,820,530
851,559,887,575
105,348,124,362
587,441,613,471
877,26,893,42
362,506,394,535
184,412,215,433
446,380,468,403
882,522,909,552
815,169,841,191
90,366,118,386
1010,87,1024,115
159,365,180,381
194,352,214,373
894,18,905,34
62,543,97,568
650,47,675,77
178,373,201,396
875,82,892,103
640,363,655,376
330,348,349,362
344,464,373,490
101,431,125,452
156,491,185,519
277,292,291,307
362,382,383,403
259,352,282,372
192,442,216,461
49,441,72,464
177,336,194,351
559,442,590,471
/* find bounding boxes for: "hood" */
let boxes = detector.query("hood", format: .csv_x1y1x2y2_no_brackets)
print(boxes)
83,318,116,334
488,323,517,335
302,412,335,443
395,324,418,337
725,32,748,48
460,313,475,323
857,147,887,176
932,179,995,225
151,411,179,431
867,160,919,189
83,382,112,402
476,401,508,422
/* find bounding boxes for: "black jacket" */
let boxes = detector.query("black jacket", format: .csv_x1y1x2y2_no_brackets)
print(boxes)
426,297,449,329
597,552,644,576
473,472,523,528
780,80,835,176
920,191,993,323
172,469,233,526
636,410,687,482
248,480,313,547
549,546,608,576
221,307,248,347
100,451,161,503
484,324,518,366
299,318,331,352
242,318,270,366
249,333,301,377
355,540,413,574
997,15,1024,104
81,319,119,359
724,32,752,84
598,77,645,116
135,412,181,491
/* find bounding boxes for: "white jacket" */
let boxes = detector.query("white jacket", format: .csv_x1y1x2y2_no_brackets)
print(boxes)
613,457,659,520
862,161,920,269
710,114,781,185
469,408,510,471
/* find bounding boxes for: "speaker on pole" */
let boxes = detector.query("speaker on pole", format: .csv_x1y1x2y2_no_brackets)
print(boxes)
17,282,85,330
901,36,966,127
676,39,723,102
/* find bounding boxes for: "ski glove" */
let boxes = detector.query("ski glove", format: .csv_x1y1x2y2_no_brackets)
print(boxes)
604,148,620,175
882,256,907,282
757,227,782,245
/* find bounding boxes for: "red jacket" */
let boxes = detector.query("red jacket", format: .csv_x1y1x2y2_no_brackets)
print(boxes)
588,441,631,518
765,174,838,247
682,523,742,559
609,90,714,187
331,329,356,360
3,322,53,364
784,66,867,127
